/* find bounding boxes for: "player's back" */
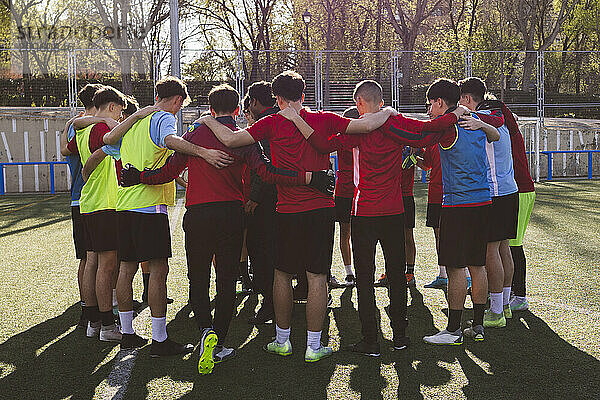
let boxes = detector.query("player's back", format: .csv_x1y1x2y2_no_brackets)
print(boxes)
185,118,246,206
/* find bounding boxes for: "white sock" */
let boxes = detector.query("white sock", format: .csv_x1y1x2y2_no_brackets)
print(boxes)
275,325,290,344
151,317,168,342
439,266,447,279
344,265,354,276
465,268,471,278
119,311,134,334
307,330,322,351
502,287,512,306
112,289,118,307
490,292,503,314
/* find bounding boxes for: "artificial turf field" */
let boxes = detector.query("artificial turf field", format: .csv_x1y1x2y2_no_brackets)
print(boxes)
0,181,599,400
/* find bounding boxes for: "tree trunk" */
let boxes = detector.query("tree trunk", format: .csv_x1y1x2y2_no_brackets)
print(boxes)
375,0,382,82
522,51,537,93
120,50,134,95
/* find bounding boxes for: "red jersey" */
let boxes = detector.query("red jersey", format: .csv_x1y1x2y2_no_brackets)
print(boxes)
350,126,404,217
139,117,306,207
246,109,350,213
422,145,443,204
401,164,415,197
335,149,354,198
502,103,535,193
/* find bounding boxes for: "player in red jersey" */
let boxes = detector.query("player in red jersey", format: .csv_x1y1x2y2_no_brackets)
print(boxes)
196,71,397,363
280,80,469,354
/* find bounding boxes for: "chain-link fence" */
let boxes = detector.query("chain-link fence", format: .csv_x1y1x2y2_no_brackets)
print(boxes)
1,47,600,193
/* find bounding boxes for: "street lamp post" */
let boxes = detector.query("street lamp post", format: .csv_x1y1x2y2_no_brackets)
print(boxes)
302,10,311,51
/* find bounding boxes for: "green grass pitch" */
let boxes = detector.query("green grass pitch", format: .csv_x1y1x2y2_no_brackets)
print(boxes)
0,181,599,399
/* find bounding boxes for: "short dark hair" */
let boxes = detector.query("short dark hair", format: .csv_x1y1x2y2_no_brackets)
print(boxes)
247,81,276,107
122,96,139,117
353,80,383,104
242,94,251,112
458,77,486,103
156,76,191,105
92,86,126,109
208,84,239,114
271,70,305,102
342,106,360,119
78,83,103,109
426,78,460,108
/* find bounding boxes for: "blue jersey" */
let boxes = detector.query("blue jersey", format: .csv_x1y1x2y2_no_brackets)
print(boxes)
478,110,518,197
66,125,85,206
439,115,491,207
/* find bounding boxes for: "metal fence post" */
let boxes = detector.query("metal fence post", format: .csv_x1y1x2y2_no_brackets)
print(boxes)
465,50,473,78
315,50,323,110
0,164,4,195
535,51,545,182
235,50,245,110
391,50,398,110
67,50,77,116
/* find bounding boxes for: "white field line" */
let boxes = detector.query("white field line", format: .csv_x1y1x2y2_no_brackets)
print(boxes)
95,198,185,400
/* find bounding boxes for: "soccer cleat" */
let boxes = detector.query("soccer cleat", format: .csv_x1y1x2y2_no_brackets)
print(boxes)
344,274,356,287
328,276,345,289
374,273,388,287
483,310,507,328
150,338,194,358
423,329,463,345
344,339,380,357
503,305,513,319
406,273,416,287
99,324,122,342
424,276,447,289
197,329,218,374
509,297,529,312
121,333,148,349
86,321,101,338
463,324,485,341
305,345,333,363
263,339,293,356
393,336,411,350
213,345,236,364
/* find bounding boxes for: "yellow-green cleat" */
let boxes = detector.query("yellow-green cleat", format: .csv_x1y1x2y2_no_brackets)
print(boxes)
263,339,292,356
483,310,506,328
503,305,513,319
198,328,218,375
305,346,333,362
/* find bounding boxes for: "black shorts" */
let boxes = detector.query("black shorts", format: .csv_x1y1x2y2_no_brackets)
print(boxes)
426,203,441,228
82,209,118,252
334,196,352,223
275,207,334,275
71,206,88,259
439,205,490,268
117,211,172,262
488,193,519,242
402,196,415,229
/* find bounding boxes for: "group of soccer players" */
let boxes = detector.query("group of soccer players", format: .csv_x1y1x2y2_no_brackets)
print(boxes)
61,69,535,374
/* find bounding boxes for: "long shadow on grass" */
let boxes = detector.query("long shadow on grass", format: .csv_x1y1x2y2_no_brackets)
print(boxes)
123,293,337,400
0,303,119,399
458,310,600,399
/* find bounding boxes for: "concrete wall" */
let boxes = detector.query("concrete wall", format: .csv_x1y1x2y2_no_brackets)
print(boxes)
0,109,599,194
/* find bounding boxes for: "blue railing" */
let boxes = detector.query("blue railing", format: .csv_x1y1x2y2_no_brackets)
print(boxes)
541,150,600,181
0,161,69,195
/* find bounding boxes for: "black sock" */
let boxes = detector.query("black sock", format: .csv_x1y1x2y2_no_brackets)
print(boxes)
100,310,114,327
405,264,415,274
447,309,463,333
510,245,527,297
142,273,150,299
85,306,100,323
473,303,486,327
